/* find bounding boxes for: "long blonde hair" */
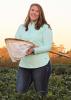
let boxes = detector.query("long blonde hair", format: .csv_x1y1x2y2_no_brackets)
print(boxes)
24,3,51,31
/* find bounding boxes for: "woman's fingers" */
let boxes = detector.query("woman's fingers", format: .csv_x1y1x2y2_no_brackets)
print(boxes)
26,45,39,55
26,48,33,55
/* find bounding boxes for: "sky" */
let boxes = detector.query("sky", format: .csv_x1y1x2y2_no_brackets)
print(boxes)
0,0,71,51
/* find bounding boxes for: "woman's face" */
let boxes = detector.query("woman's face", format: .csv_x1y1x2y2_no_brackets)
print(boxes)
29,5,40,22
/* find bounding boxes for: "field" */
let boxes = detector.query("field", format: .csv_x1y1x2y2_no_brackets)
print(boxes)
0,64,71,100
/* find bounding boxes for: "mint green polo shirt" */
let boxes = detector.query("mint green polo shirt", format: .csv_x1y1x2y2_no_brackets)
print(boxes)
15,23,53,68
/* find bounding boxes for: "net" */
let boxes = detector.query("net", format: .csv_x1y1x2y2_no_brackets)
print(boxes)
5,38,35,62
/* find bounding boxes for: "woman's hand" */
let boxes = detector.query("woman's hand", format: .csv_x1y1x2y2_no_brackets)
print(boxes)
26,45,38,55
26,47,34,55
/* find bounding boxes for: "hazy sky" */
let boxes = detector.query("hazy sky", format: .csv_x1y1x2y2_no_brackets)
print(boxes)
0,0,71,51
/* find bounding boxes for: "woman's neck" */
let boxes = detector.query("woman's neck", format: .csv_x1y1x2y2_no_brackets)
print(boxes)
30,20,37,24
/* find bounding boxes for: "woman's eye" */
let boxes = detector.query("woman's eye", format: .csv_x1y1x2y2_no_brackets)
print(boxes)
36,10,39,13
31,9,34,11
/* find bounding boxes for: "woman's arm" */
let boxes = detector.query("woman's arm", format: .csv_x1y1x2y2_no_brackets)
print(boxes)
33,25,53,54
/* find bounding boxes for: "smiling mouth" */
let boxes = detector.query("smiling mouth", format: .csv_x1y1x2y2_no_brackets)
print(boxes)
31,14,37,17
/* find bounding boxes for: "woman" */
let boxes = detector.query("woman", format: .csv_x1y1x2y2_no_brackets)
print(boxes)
15,3,53,99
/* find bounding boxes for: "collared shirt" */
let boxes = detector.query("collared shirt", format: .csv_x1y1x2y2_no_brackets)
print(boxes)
15,23,53,68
